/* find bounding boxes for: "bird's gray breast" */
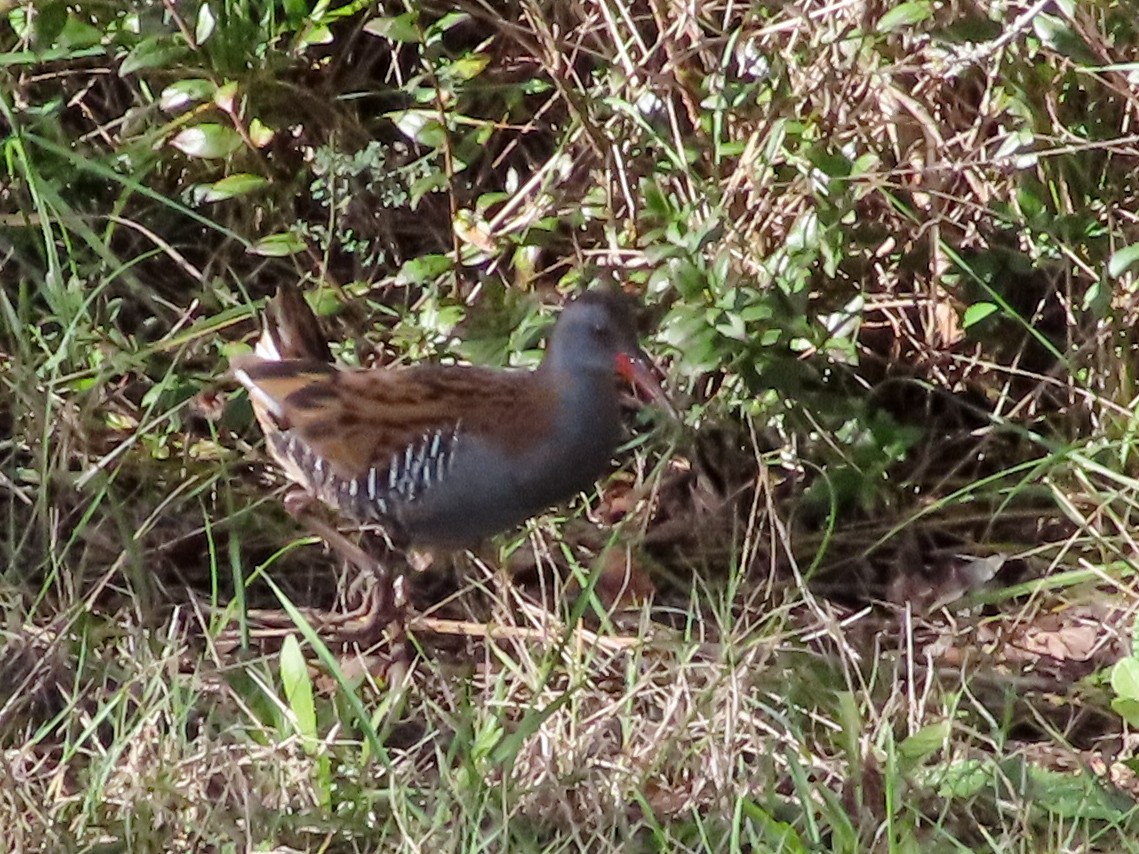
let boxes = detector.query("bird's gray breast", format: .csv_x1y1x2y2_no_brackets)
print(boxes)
399,388,622,548
393,433,535,548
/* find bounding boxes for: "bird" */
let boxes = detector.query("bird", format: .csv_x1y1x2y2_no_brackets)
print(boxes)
230,284,667,638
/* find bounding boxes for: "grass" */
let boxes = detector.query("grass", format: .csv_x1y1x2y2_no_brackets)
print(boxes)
4,0,1139,850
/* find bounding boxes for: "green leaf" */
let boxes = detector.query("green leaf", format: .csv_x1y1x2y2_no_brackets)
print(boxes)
425,11,470,42
248,118,274,148
738,799,807,853
642,181,673,220
659,305,722,376
279,635,317,745
1111,657,1139,700
1108,243,1139,278
807,147,852,178
1023,762,1133,820
1111,697,1139,728
739,303,773,323
364,13,420,43
195,3,216,44
409,172,449,207
192,173,268,203
1082,280,1110,316
397,253,453,285
213,80,237,113
387,110,448,149
119,36,187,76
1032,12,1096,62
250,232,306,257
715,312,748,342
930,759,991,798
7,7,30,39
32,1,67,48
963,302,998,327
1017,185,1045,220
475,191,510,212
447,53,490,81
298,23,333,47
283,0,308,23
898,720,950,762
941,16,1002,42
58,14,103,49
160,79,216,112
169,123,242,159
672,257,705,299
878,1,932,32
1107,660,1139,724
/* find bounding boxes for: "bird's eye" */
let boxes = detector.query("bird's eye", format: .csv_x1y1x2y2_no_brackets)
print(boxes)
591,322,609,339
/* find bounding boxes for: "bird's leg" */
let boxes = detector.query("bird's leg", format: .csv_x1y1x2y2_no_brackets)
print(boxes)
273,487,404,645
283,488,379,577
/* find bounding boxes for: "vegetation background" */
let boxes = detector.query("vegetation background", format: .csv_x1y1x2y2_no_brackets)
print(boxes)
4,0,1139,850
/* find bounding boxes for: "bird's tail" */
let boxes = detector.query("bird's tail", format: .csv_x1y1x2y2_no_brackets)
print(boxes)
232,285,335,433
255,283,333,364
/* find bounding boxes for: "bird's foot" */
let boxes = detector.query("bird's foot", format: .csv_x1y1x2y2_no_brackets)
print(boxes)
216,572,407,657
216,489,411,659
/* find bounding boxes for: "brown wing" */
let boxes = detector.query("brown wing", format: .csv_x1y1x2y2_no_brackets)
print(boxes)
233,359,556,479
230,356,334,425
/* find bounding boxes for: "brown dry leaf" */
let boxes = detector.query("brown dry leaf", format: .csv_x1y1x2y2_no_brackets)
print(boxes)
192,387,227,422
638,779,693,818
591,547,655,611
1006,605,1127,665
1014,621,1100,662
596,476,639,524
932,299,964,347
453,211,497,253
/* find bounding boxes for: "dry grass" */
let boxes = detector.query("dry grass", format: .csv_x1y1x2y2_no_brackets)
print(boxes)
4,0,1139,850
